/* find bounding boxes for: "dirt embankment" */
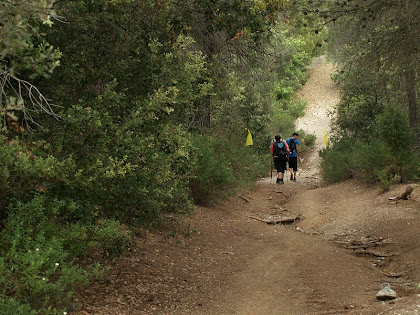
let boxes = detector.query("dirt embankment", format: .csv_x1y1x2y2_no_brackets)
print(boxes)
72,58,420,315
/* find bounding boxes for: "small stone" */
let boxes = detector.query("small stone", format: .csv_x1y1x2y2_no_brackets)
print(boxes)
376,283,397,301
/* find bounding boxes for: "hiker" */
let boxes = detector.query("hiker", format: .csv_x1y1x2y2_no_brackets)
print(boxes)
270,134,289,184
286,132,300,181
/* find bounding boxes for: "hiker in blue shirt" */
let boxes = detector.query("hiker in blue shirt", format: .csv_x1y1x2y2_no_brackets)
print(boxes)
286,133,300,181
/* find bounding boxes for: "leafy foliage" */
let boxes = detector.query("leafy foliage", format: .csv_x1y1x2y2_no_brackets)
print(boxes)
0,0,61,131
1,0,321,313
190,135,269,204
314,0,420,184
320,105,420,185
0,196,91,314
189,135,235,204
327,0,419,137
319,141,353,184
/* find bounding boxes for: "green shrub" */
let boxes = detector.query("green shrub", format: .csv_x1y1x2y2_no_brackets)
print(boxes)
0,196,92,314
269,106,296,136
59,222,90,259
320,137,420,185
374,104,417,182
0,137,135,313
36,85,196,226
189,135,235,204
414,157,420,180
269,99,307,138
333,95,383,139
287,98,307,120
374,169,397,192
0,136,64,220
319,141,354,184
376,104,412,149
90,220,133,258
229,147,271,188
190,134,270,204
57,219,133,260
321,99,420,185
303,133,316,147
276,85,295,100
0,297,36,315
352,140,397,183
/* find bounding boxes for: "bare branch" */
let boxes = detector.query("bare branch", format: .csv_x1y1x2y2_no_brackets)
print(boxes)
0,67,61,132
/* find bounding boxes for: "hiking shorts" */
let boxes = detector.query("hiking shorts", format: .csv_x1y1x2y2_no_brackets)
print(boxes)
274,157,287,173
288,157,298,171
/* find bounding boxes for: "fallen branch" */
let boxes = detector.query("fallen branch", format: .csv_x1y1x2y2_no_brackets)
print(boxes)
381,271,403,278
272,190,288,198
342,238,395,250
239,196,250,203
353,250,396,258
388,185,414,201
335,238,395,249
249,215,300,225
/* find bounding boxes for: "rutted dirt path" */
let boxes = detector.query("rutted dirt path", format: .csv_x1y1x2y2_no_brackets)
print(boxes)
72,58,420,315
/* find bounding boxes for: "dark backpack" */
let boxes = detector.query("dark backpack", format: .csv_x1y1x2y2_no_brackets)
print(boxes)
288,138,295,154
273,141,287,160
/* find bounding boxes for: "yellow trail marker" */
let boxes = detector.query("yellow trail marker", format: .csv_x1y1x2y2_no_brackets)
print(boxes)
323,131,329,147
245,129,253,146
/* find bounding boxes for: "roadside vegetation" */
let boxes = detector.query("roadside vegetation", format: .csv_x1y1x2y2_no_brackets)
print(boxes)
302,0,420,188
0,0,321,313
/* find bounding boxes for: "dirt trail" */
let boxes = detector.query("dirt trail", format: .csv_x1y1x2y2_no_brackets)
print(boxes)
295,56,339,180
72,58,420,315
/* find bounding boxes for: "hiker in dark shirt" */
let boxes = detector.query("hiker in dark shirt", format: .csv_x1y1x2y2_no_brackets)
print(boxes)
270,134,290,184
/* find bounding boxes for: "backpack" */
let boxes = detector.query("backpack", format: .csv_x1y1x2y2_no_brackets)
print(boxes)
288,138,295,154
273,141,288,160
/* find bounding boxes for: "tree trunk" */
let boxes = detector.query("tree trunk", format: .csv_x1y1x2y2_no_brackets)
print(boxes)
404,68,419,137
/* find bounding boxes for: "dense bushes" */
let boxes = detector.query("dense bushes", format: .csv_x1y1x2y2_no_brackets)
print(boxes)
0,0,322,313
320,104,420,189
0,136,134,313
36,87,197,226
268,34,313,137
0,195,97,314
318,0,420,188
190,135,270,204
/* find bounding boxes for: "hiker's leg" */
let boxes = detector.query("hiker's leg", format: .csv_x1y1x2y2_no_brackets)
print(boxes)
276,160,286,184
274,159,283,183
281,161,287,182
277,171,284,184
290,157,298,180
273,159,278,178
